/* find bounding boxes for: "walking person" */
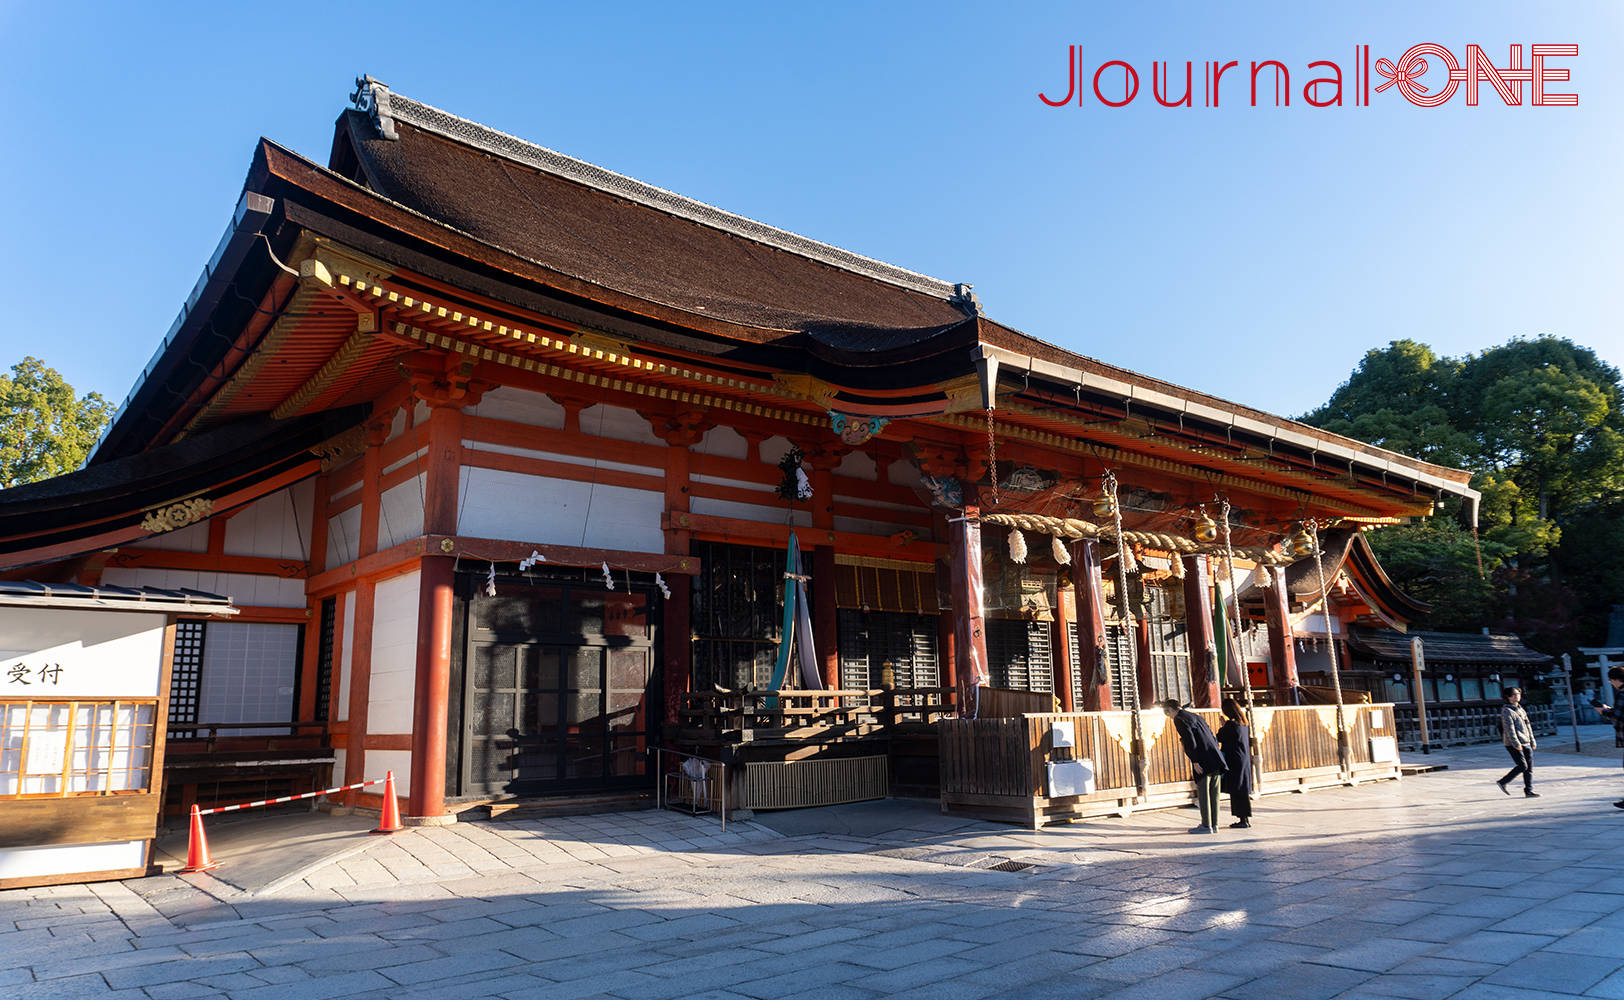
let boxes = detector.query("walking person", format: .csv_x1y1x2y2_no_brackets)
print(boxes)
1592,667,1624,808
1163,699,1226,834
1217,697,1254,828
1496,687,1539,798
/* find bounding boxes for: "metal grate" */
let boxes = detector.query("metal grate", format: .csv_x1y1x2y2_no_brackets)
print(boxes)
985,860,1035,872
168,621,206,729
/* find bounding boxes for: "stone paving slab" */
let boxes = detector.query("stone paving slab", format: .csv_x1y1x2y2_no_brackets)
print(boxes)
6,733,1624,998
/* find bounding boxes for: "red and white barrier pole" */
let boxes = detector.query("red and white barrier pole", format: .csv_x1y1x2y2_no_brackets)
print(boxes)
181,775,400,873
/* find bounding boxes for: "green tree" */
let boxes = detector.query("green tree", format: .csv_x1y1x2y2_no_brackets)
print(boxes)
0,358,113,488
1301,336,1624,646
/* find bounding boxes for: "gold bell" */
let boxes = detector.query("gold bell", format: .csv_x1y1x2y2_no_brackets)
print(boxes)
1290,526,1315,557
1093,495,1117,519
1193,514,1218,544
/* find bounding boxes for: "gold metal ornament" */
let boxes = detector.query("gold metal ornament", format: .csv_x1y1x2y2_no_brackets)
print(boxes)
1193,512,1218,544
1093,494,1116,519
1290,525,1315,557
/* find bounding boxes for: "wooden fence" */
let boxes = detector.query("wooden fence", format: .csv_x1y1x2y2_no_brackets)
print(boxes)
1391,702,1556,749
940,703,1402,828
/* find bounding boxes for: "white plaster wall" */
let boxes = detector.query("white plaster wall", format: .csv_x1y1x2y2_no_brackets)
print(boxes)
691,496,812,528
579,403,667,447
834,451,877,481
833,515,932,540
694,426,748,459
0,840,147,881
367,749,413,798
368,570,420,736
457,468,665,553
124,521,209,553
690,473,774,496
382,446,428,478
327,507,362,569
382,405,409,444
99,568,305,608
761,436,795,467
377,474,425,551
464,439,661,478
465,386,564,429
223,482,313,561
336,590,355,722
333,747,348,786
889,458,925,489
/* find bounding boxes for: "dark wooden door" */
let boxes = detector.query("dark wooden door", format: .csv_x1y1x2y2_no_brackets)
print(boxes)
463,581,658,796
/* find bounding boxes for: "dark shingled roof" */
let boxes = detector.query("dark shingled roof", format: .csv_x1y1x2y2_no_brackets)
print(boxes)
336,108,975,343
1347,626,1553,666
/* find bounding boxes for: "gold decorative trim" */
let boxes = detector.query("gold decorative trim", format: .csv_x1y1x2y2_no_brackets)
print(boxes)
141,497,213,533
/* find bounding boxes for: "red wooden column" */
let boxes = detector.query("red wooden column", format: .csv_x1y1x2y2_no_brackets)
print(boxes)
344,578,376,808
1263,565,1299,704
1070,540,1113,711
297,474,331,724
1182,554,1222,708
408,402,462,822
949,507,989,716
652,411,706,726
1053,585,1076,712
1136,617,1156,709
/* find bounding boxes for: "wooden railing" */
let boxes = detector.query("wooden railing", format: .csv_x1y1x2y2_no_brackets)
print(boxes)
1391,702,1556,748
166,721,329,753
678,687,957,744
940,703,1401,828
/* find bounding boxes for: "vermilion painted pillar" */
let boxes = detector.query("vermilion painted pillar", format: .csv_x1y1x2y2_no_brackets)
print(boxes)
344,579,376,808
409,555,455,820
1136,617,1156,709
1182,554,1222,708
1053,586,1076,712
1070,540,1113,711
663,573,691,727
1263,565,1300,705
408,403,461,822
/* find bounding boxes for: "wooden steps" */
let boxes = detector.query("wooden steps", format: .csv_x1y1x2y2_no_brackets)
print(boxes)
465,793,654,822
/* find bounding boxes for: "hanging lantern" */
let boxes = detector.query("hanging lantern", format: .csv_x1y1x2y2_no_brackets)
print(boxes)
1192,512,1218,544
1093,494,1116,520
1008,528,1028,563
1051,534,1071,566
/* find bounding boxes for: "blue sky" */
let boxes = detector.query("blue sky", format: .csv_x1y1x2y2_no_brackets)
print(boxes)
1,2,1619,419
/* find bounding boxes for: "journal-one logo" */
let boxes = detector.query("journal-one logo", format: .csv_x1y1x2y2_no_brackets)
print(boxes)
1039,44,1578,108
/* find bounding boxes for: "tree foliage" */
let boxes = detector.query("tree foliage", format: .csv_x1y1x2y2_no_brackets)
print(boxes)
0,358,113,488
1302,336,1624,648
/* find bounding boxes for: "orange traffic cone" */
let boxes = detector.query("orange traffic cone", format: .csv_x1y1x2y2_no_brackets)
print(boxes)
372,771,402,834
180,805,220,872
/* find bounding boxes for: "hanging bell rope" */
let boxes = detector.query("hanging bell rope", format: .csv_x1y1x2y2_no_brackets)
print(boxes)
1104,471,1148,800
1308,518,1352,776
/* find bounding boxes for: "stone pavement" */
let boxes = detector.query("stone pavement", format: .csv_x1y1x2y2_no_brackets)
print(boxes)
7,728,1624,1000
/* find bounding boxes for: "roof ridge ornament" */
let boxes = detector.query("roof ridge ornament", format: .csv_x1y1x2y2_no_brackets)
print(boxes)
351,75,399,141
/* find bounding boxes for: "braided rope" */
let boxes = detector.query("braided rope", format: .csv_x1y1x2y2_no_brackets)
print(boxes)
979,511,1294,565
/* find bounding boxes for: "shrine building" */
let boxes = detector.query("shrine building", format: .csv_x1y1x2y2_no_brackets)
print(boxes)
0,78,1479,825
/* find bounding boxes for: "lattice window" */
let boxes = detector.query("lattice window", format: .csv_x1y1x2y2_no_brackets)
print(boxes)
0,700,158,797
1104,624,1137,710
169,621,206,730
690,542,784,690
314,598,337,722
1145,586,1192,706
836,610,938,698
985,618,1052,693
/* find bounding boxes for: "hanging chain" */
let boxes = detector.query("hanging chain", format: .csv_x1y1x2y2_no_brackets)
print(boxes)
985,408,1000,506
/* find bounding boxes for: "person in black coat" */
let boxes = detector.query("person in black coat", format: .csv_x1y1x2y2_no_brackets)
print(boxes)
1217,697,1254,828
1162,699,1226,833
